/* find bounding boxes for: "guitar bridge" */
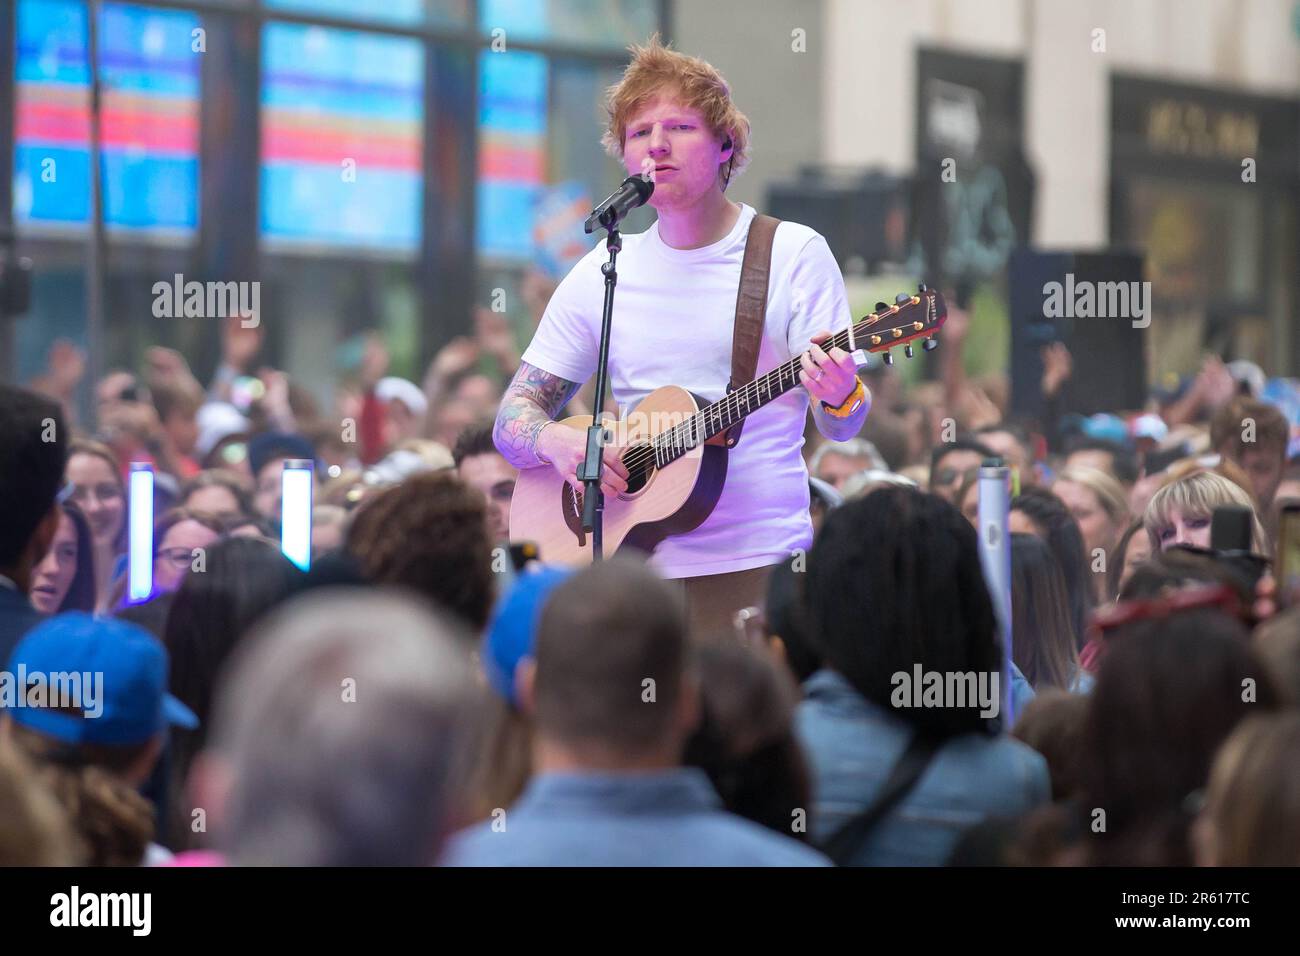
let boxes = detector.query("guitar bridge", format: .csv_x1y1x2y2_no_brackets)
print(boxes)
561,482,586,547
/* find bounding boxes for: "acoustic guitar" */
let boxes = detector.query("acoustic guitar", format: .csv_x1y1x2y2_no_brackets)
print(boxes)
509,286,947,565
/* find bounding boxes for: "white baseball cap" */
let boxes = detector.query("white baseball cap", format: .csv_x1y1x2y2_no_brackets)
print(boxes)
374,377,429,418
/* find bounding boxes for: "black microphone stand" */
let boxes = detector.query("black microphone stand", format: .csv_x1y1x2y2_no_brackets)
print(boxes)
577,175,651,562
579,222,621,561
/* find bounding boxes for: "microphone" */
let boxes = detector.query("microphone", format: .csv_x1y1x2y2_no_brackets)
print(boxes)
584,175,654,234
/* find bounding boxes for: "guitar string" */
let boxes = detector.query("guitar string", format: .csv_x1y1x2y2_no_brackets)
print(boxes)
617,364,791,473
616,331,842,478
617,356,802,475
613,306,925,477
617,318,890,477
623,319,868,471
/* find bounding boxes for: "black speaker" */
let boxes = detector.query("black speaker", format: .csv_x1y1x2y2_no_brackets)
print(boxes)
1009,248,1147,421
766,168,909,272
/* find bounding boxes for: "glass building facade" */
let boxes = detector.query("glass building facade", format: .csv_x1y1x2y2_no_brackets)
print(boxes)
3,0,665,409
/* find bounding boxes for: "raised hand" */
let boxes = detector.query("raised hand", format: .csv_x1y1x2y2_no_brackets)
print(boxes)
145,346,201,394
47,339,86,393
942,300,970,344
958,386,1002,431
99,398,162,446
429,335,481,381
474,306,520,375
1197,355,1236,409
1041,341,1073,397
251,367,295,432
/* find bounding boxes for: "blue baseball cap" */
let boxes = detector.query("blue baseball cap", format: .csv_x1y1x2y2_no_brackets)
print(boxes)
4,613,198,746
1080,413,1129,446
484,567,573,708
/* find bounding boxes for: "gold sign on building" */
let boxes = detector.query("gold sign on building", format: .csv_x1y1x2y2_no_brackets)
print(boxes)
1145,100,1259,160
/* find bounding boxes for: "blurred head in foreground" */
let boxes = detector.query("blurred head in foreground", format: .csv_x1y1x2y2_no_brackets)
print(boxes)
191,591,480,865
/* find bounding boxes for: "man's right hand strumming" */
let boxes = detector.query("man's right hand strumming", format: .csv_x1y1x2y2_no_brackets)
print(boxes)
494,360,629,498
537,423,630,499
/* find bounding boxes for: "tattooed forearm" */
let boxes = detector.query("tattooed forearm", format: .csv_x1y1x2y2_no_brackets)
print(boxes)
493,361,580,468
508,360,582,414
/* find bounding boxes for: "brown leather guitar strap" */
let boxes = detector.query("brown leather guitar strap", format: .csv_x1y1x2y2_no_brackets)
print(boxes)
723,213,780,449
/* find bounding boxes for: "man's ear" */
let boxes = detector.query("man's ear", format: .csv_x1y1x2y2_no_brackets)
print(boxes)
515,657,537,717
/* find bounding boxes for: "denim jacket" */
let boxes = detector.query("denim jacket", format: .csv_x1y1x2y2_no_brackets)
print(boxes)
442,767,829,867
795,669,1050,866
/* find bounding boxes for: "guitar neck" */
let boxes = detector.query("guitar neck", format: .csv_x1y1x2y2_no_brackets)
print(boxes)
645,289,942,471
652,324,864,468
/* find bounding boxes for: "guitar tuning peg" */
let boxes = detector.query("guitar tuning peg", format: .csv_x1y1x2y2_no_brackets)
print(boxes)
894,293,911,305
918,283,928,292
874,301,889,314
922,336,939,352
882,350,894,366
904,344,914,359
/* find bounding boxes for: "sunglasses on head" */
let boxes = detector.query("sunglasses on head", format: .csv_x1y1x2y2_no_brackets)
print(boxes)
1091,582,1244,637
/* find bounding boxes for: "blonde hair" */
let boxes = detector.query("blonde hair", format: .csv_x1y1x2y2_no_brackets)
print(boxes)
1054,466,1129,525
0,736,78,865
601,34,751,190
1255,606,1300,706
5,724,155,866
396,439,454,471
1202,714,1300,865
67,438,130,568
1143,470,1267,554
1164,454,1259,508
463,694,533,822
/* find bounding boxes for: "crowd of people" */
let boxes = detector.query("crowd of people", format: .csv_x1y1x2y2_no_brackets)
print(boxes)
2,290,1300,867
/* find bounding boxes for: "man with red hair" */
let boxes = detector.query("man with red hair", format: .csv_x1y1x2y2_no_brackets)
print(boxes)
494,36,869,635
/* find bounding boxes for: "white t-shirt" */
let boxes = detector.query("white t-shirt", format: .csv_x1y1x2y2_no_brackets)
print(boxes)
520,203,853,578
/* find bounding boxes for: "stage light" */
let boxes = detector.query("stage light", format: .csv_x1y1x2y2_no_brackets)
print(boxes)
128,463,154,603
281,459,314,571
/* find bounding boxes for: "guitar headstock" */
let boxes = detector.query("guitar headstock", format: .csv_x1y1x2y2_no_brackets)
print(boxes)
849,285,947,365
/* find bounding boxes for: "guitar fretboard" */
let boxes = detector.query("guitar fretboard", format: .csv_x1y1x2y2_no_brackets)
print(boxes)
649,313,915,469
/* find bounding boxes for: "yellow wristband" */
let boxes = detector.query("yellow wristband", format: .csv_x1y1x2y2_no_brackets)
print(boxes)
820,379,866,418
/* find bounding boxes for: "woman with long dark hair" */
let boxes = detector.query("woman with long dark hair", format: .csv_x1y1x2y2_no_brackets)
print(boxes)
796,487,1049,865
1011,487,1093,651
1108,520,1151,601
162,536,303,848
1079,609,1278,865
684,640,813,840
29,501,96,614
150,507,225,596
1009,533,1087,692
